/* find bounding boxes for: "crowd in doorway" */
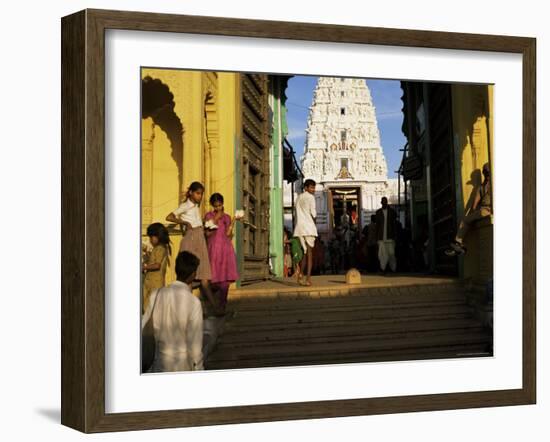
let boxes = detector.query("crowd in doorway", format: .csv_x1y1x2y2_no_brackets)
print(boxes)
284,193,430,278
286,163,492,277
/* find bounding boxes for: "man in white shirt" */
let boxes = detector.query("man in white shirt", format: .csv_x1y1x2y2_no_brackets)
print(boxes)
375,197,398,274
293,179,318,286
142,251,204,372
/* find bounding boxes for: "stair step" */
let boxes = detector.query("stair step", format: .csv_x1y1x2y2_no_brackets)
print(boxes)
229,286,467,307
207,342,491,370
230,299,467,319
223,311,473,333
229,280,464,300
208,330,492,363
216,327,488,351
223,304,472,328
218,318,485,345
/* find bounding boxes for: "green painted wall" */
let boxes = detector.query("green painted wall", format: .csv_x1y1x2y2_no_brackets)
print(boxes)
269,76,289,278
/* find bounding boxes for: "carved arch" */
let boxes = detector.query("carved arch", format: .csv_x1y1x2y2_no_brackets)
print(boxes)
141,76,184,189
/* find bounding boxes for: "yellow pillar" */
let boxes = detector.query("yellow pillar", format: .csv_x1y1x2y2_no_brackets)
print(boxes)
182,72,205,192
141,118,154,234
451,84,493,281
217,73,242,288
216,72,241,216
151,123,179,224
487,85,494,185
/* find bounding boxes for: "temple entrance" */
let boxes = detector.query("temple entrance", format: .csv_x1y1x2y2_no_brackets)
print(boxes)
329,187,361,232
323,186,362,273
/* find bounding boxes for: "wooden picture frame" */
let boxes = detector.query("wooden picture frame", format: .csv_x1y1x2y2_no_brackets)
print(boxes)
61,8,536,433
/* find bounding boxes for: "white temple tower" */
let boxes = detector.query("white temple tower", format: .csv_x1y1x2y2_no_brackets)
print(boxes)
300,77,396,238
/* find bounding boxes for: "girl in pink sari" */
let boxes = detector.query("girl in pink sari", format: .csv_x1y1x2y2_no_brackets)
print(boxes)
204,193,241,313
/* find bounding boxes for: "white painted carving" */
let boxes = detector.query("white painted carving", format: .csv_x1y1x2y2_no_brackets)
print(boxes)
299,77,398,222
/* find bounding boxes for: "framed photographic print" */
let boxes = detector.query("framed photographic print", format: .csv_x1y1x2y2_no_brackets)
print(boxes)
61,8,536,433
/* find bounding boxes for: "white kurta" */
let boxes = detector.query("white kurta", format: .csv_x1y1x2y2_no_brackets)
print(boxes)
378,208,396,272
142,280,204,372
382,208,388,240
293,192,317,252
172,200,203,228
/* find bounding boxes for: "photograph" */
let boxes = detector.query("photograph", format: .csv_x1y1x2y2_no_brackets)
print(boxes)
57,5,536,433
140,69,495,373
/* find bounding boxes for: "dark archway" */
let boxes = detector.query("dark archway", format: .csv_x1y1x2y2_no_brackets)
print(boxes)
141,76,184,190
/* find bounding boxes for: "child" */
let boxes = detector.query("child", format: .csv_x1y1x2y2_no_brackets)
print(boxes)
166,182,222,316
289,236,304,281
142,222,171,313
283,228,293,277
293,178,318,286
204,193,241,313
142,251,204,372
283,227,305,281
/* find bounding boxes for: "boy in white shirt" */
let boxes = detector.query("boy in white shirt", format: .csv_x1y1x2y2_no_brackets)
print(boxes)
143,251,204,372
293,179,318,286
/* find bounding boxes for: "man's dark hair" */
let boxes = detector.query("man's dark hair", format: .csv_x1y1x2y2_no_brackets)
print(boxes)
175,251,200,281
303,179,316,188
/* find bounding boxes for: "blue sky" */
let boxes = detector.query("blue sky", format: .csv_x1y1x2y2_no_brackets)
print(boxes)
284,76,406,178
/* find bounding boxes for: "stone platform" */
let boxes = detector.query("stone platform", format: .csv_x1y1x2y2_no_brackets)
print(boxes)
230,274,459,299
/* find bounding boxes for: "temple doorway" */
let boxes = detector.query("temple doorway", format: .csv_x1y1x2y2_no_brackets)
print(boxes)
323,186,362,273
329,187,361,233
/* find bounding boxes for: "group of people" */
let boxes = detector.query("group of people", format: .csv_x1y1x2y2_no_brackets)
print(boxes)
286,169,492,278
339,197,407,275
358,214,428,274
283,180,410,280
362,197,430,274
140,164,492,372
141,181,241,373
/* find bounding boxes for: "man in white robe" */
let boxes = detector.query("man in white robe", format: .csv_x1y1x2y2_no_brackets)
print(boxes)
293,179,318,286
142,251,204,372
375,197,398,274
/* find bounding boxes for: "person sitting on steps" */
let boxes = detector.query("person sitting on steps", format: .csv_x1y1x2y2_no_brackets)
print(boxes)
446,163,492,256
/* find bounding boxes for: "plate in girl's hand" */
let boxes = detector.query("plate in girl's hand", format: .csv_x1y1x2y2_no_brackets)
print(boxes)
204,220,219,230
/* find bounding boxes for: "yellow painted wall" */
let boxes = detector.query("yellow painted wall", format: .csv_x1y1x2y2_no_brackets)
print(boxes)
141,69,241,283
141,115,182,285
451,84,494,282
215,73,242,217
151,122,180,222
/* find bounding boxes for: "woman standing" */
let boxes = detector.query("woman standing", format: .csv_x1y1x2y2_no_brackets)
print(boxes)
166,182,221,315
204,193,241,313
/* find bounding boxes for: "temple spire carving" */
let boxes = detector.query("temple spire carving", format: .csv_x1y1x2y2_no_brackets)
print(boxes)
301,77,389,183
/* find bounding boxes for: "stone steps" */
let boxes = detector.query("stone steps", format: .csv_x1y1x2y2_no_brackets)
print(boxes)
205,281,493,370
